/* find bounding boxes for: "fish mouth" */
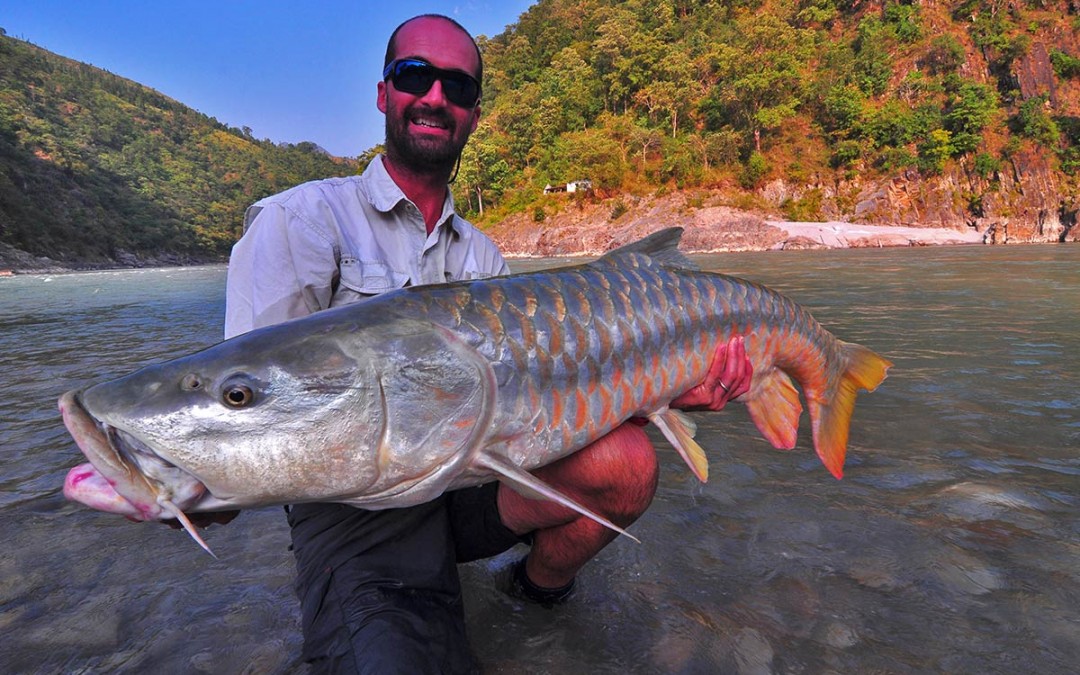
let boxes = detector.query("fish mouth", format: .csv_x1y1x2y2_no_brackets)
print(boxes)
59,390,205,521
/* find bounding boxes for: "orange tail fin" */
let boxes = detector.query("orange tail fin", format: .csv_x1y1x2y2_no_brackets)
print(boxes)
807,342,892,479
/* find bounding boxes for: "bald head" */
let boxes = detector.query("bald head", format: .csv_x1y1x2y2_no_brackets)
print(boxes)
384,14,483,84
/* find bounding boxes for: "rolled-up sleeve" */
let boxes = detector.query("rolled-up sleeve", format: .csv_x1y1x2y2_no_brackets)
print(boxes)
224,202,339,339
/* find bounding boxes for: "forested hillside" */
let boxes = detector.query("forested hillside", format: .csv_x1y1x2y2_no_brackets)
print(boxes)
456,0,1079,242
0,30,357,264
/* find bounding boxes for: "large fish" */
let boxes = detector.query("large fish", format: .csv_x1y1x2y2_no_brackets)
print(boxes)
61,228,891,555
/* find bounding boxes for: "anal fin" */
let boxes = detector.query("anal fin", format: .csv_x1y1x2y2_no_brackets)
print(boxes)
743,368,803,450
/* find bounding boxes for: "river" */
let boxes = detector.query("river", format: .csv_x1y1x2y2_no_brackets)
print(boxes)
1,244,1077,673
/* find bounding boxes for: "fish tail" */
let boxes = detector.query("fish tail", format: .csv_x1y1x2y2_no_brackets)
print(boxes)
807,341,892,479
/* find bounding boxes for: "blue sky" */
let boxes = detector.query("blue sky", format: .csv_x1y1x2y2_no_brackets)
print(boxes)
0,1,535,157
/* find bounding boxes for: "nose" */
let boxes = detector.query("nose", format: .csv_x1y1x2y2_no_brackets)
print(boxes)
417,78,448,106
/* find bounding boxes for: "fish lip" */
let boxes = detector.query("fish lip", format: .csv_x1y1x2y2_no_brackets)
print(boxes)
59,389,165,520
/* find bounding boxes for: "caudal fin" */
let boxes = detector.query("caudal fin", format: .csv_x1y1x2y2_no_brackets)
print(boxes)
807,342,892,479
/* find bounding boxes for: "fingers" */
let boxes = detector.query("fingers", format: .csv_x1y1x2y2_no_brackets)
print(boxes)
708,340,735,409
720,336,752,401
703,336,748,410
669,335,754,412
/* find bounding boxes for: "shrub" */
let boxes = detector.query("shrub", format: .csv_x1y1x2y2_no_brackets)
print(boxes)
854,18,893,96
831,140,863,168
781,189,824,221
740,151,769,189
1016,96,1061,147
1050,49,1080,79
864,100,927,148
973,152,1002,179
884,3,922,43
925,35,966,75
876,146,918,171
609,200,628,220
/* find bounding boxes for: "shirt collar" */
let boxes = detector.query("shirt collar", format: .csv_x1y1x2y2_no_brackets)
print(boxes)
364,155,465,238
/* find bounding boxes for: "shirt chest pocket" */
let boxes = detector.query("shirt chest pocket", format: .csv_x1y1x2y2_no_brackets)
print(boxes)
333,258,410,305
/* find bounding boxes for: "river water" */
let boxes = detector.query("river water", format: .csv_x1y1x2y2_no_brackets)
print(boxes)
1,244,1077,673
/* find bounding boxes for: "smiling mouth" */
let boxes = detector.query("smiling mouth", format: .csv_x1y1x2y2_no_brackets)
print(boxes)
407,106,453,131
411,119,449,134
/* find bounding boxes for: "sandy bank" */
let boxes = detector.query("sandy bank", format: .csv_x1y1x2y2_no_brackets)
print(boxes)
764,220,985,250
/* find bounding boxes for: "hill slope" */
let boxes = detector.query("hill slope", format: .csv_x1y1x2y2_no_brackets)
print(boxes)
0,31,357,265
457,0,1079,244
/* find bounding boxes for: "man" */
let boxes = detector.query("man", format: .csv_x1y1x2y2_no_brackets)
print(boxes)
224,14,751,674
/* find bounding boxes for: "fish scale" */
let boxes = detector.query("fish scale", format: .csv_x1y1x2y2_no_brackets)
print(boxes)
386,250,838,475
60,228,891,554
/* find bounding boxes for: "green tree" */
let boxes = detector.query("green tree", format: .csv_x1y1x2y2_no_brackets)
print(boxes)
919,128,955,172
456,122,512,217
1050,49,1080,79
821,84,866,136
700,10,811,150
1016,95,1061,146
943,80,998,154
853,17,894,96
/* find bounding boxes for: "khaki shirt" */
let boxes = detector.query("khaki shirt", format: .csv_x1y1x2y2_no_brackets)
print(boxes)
224,155,509,339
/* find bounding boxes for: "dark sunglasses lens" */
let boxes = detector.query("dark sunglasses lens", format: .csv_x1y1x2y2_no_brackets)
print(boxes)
393,62,436,95
392,61,478,107
441,75,479,107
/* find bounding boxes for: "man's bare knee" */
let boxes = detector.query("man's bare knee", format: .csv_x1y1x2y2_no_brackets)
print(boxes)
499,422,660,534
579,423,659,525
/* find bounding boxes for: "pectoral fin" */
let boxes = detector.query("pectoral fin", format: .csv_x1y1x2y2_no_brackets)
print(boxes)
648,407,709,482
473,454,641,543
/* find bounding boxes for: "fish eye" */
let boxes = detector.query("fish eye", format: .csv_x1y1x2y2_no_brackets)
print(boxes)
222,384,254,408
181,374,203,391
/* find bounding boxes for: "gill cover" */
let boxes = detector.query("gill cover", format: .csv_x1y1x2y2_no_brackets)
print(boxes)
338,318,499,506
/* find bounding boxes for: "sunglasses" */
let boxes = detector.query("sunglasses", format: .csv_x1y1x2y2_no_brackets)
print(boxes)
382,58,482,109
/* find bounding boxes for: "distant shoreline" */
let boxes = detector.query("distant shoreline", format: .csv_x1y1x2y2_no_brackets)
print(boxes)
0,220,1046,275
496,219,990,259
0,241,224,276
762,220,986,249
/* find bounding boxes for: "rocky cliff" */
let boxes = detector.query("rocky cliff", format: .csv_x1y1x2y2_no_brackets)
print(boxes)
757,145,1076,245
488,180,1076,258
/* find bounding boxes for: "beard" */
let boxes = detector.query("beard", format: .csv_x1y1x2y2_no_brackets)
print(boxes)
384,100,469,175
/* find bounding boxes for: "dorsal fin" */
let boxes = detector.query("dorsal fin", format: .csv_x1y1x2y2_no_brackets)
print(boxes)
596,227,699,271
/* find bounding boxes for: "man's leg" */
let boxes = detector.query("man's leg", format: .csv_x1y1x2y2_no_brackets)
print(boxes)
288,500,479,674
492,336,751,592
496,421,659,590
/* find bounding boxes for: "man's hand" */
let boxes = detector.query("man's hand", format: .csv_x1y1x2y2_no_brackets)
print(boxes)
164,510,240,530
671,336,753,411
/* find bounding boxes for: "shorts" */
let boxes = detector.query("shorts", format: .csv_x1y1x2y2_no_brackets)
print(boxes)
286,482,526,674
